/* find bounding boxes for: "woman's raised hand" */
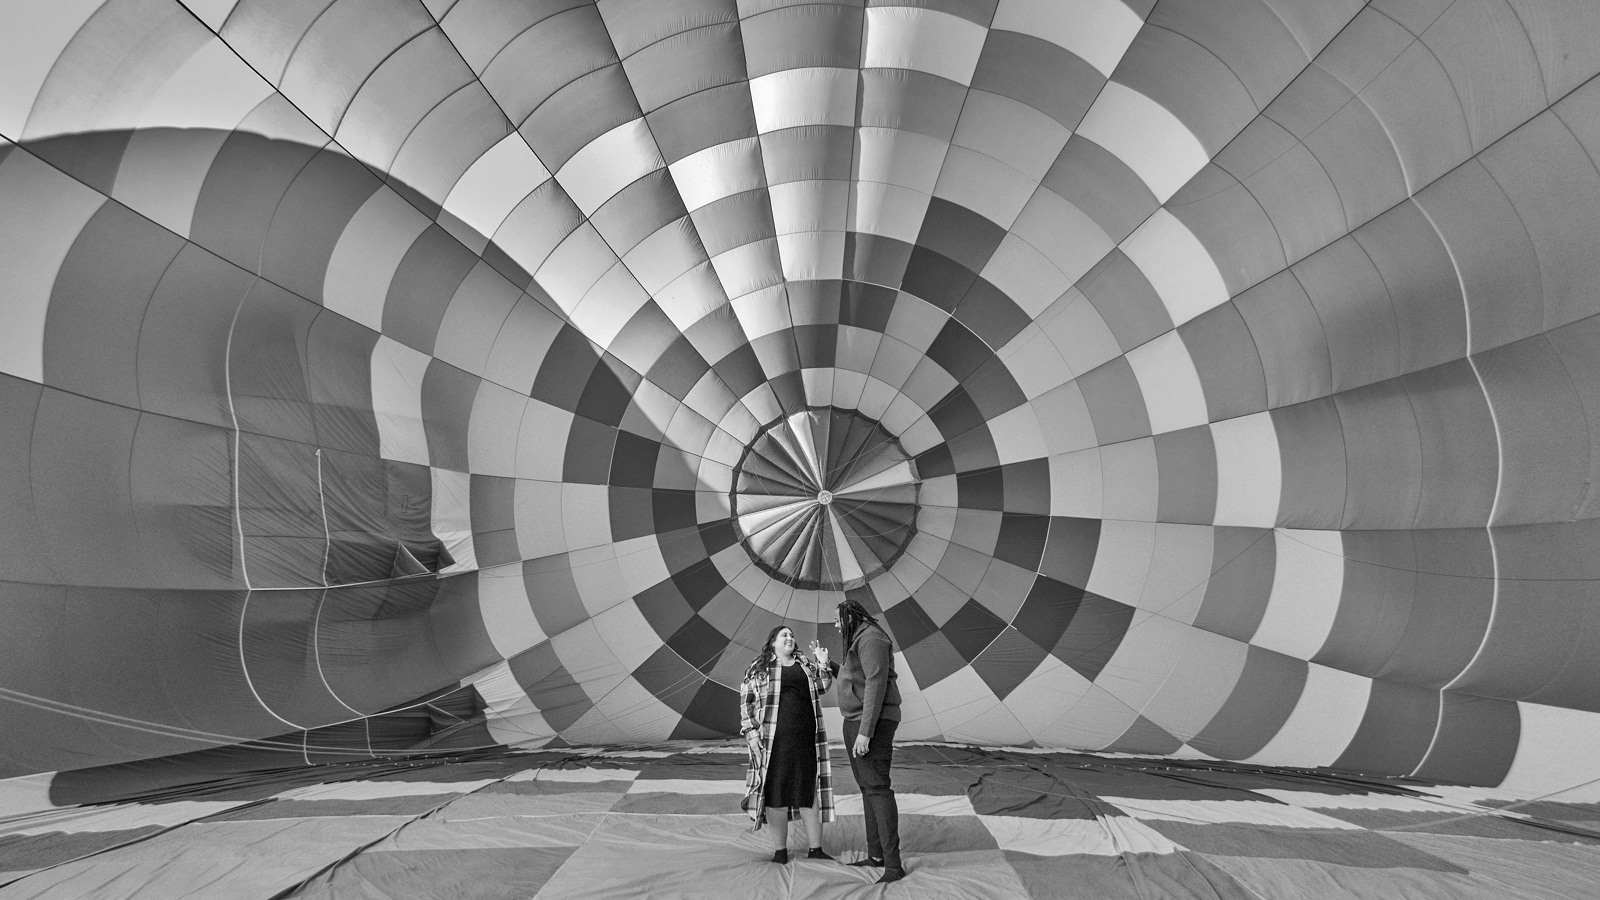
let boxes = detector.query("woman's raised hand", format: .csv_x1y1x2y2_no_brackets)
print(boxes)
808,639,829,666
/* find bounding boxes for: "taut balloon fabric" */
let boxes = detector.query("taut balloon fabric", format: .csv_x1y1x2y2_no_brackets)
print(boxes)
4,0,1600,796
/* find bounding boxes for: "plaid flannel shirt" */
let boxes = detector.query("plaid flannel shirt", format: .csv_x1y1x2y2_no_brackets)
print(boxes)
739,655,835,828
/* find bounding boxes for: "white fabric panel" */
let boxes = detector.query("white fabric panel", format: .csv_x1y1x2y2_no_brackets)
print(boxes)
855,126,948,191
711,239,784,301
570,263,649,348
369,336,432,466
1076,81,1210,203
1012,189,1116,283
560,483,612,552
954,90,1073,180
1098,437,1159,521
1499,703,1600,800
1125,330,1209,434
590,599,660,673
1121,209,1231,326
1037,683,1142,751
655,261,731,330
491,183,583,277
1001,328,1072,399
484,296,564,396
324,186,432,332
1138,523,1214,623
863,7,987,86
1034,381,1097,453
991,0,1144,77
1211,412,1283,527
113,127,228,237
514,479,566,559
0,772,56,819
749,67,858,132
535,222,616,315
849,180,931,244
466,381,526,476
625,219,705,294
1251,529,1345,660
433,262,521,377
1087,519,1155,606
668,137,764,210
555,117,663,215
514,399,571,482
1048,447,1103,517
0,150,105,383
1247,663,1370,768
730,284,792,339
980,817,1125,856
0,0,103,138
777,230,845,281
945,700,1034,746
443,132,549,240
987,404,1049,465
137,37,274,132
769,179,850,235
431,466,478,573
1004,655,1094,737
477,563,544,659
933,145,1036,229
1104,797,1363,830
180,0,239,31
1138,626,1248,740
983,234,1070,318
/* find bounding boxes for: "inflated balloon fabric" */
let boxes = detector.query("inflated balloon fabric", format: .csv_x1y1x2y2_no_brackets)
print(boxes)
4,0,1600,797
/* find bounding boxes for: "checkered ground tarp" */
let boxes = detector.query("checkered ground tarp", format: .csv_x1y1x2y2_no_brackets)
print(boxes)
3,742,1598,899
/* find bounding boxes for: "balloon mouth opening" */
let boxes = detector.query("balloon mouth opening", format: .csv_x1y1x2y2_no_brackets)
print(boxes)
730,408,920,591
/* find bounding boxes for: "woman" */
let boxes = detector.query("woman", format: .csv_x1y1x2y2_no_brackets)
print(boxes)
739,624,835,863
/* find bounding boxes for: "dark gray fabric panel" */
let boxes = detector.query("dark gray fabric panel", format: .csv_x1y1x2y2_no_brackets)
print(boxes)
384,224,479,355
860,68,966,140
688,188,776,255
1168,164,1285,294
1314,530,1416,679
1177,301,1268,422
1150,0,1334,107
739,4,862,78
622,21,747,113
972,30,1102,129
1353,200,1466,375
1042,136,1157,243
1152,426,1217,525
44,201,184,409
1193,527,1275,643
1232,271,1333,409
318,579,480,713
1402,359,1497,528
519,64,643,169
644,81,758,163
1378,528,1494,690
590,168,691,255
1077,250,1170,353
306,310,382,457
190,131,321,275
1271,397,1347,530
479,5,618,123
1215,117,1348,266
1074,358,1151,446
1474,335,1588,526
1333,379,1423,529
1293,235,1402,394
1332,678,1440,776
761,124,854,184
1188,645,1307,760
1546,314,1600,521
137,244,257,430
421,359,481,473
1114,21,1257,154
229,279,321,444
1414,692,1520,786
258,146,381,304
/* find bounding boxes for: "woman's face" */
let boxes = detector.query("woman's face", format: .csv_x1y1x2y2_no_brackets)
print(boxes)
771,627,796,656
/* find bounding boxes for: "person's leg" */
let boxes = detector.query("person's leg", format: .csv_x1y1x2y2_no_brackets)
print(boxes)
798,804,831,858
765,807,789,862
843,718,882,865
861,720,902,880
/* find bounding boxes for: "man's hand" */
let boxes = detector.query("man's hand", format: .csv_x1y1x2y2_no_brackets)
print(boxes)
853,733,870,757
809,640,829,667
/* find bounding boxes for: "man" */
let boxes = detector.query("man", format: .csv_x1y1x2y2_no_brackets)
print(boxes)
832,598,903,883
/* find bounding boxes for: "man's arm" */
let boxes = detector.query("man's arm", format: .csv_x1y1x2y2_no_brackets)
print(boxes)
857,632,891,741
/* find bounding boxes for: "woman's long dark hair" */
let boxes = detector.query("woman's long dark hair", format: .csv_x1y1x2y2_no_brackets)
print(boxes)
836,599,884,652
746,625,789,683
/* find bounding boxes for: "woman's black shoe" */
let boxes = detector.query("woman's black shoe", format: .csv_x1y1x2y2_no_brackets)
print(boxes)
770,849,788,864
848,856,883,867
807,847,833,860
877,867,905,884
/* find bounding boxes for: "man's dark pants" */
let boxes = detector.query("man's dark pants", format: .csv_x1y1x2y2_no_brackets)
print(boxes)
842,717,901,870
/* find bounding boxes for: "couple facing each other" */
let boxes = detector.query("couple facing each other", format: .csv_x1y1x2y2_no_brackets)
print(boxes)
737,599,905,884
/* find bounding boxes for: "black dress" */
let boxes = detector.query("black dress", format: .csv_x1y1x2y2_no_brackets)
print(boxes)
762,661,817,809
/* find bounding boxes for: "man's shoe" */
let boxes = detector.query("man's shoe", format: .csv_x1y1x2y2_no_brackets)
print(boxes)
770,849,788,864
876,867,905,884
807,847,833,860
